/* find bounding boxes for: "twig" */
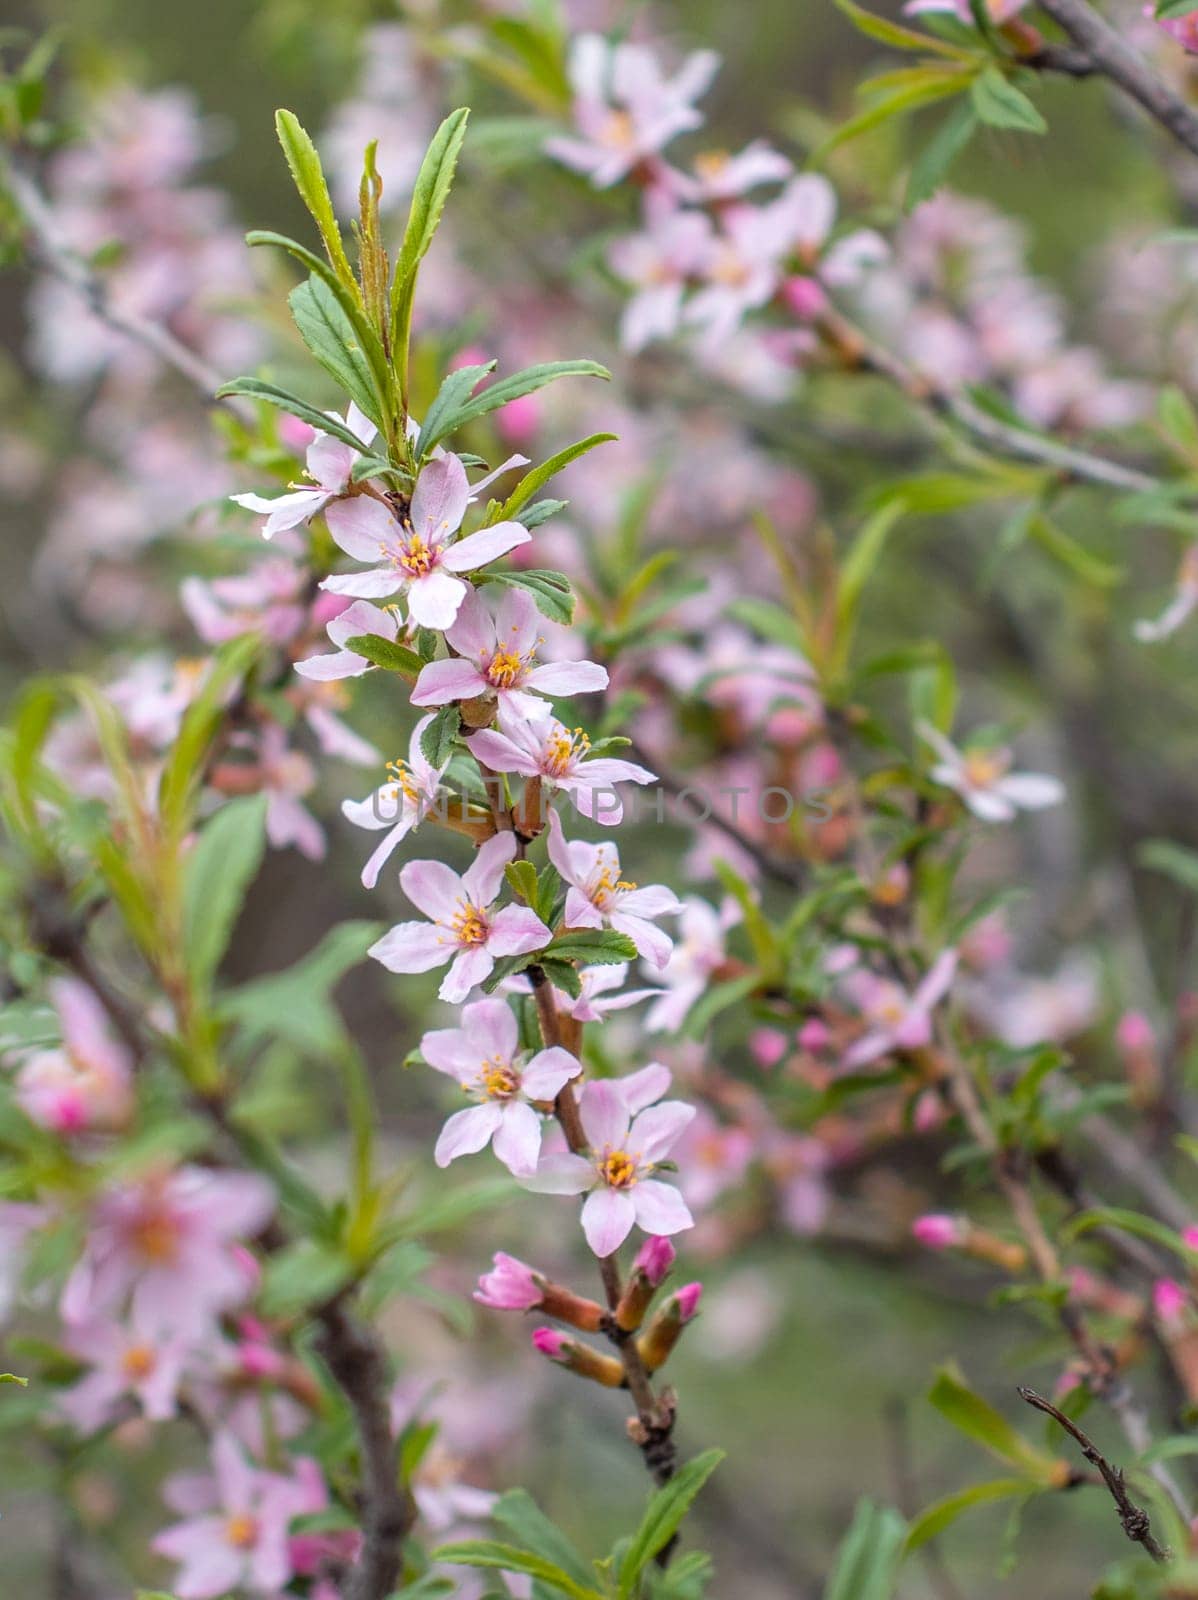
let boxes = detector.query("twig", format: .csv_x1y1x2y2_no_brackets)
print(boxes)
3,159,243,411
1032,0,1198,162
1017,1386,1170,1563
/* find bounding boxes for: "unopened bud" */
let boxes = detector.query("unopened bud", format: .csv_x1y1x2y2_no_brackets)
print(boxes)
615,1237,676,1332
1115,1010,1160,1107
637,1283,702,1374
1154,1278,1190,1330
474,1253,603,1332
531,1327,624,1387
911,1214,1026,1273
912,1213,962,1251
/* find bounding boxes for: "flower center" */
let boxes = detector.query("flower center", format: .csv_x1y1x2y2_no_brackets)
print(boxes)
121,1344,157,1381
449,900,489,946
601,109,636,150
590,860,636,911
480,1059,519,1099
224,1513,258,1550
544,725,589,778
601,1149,639,1189
132,1210,180,1264
487,647,531,690
963,750,1006,789
396,532,436,577
386,757,420,804
712,245,751,287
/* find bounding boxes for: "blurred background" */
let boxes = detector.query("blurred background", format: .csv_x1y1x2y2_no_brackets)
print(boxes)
3,1,1198,1596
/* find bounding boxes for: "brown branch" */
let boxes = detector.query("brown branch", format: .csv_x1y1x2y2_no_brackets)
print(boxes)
1032,0,1198,162
3,159,245,412
1017,1387,1170,1563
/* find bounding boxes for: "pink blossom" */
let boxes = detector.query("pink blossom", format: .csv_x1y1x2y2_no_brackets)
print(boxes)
1151,4,1198,51
153,1432,322,1599
12,977,133,1135
58,1315,191,1431
532,1326,569,1359
750,1027,788,1068
474,1252,543,1311
525,1079,695,1256
468,706,655,821
322,454,530,628
608,208,714,352
412,587,608,717
504,962,663,1024
182,559,309,647
1116,1011,1156,1054
295,597,402,682
1183,1225,1198,1252
674,1106,754,1211
230,402,377,537
420,997,581,1175
918,722,1065,822
544,811,678,969
644,898,741,1032
671,1282,703,1322
546,34,720,189
669,141,792,203
341,714,450,888
904,0,1030,21
61,1167,274,1338
369,832,551,1002
912,1213,964,1251
256,722,325,861
842,951,959,1068
773,173,888,287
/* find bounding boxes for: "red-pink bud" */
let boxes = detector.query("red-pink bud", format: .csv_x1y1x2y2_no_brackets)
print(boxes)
782,275,829,320
634,1236,676,1289
1183,1225,1198,1253
532,1326,569,1360
1116,1010,1155,1054
1154,1278,1189,1328
797,1018,831,1053
912,1213,962,1251
749,1028,788,1068
674,1282,703,1322
531,1327,623,1387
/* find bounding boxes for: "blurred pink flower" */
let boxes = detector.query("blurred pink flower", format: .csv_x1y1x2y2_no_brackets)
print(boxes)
843,951,959,1068
469,707,655,823
231,403,376,538
12,977,133,1136
918,721,1065,822
341,714,450,888
545,811,679,968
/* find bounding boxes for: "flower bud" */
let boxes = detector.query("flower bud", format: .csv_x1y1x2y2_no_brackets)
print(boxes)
615,1237,676,1332
1154,1278,1190,1330
1183,1225,1198,1254
475,1252,604,1332
531,1328,624,1388
911,1213,1025,1273
782,275,829,321
637,1283,702,1374
797,1018,830,1054
1115,1010,1159,1107
912,1213,961,1251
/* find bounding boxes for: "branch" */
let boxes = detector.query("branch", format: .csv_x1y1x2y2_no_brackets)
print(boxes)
1017,1386,1170,1563
3,158,243,411
1032,0,1198,162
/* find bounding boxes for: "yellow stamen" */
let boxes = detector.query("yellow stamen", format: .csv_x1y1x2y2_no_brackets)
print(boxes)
120,1344,157,1381
601,1149,639,1189
224,1514,258,1550
450,900,488,945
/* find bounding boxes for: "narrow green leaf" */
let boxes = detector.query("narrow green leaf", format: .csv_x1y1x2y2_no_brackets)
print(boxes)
157,634,261,846
1139,838,1198,894
824,1500,907,1600
499,434,617,519
215,378,369,452
482,568,575,625
491,1489,595,1592
928,1365,1062,1485
391,109,472,375
1024,510,1123,588
274,110,357,291
1060,1207,1196,1262
288,276,387,429
420,705,462,768
836,500,906,635
182,794,268,991
969,67,1046,134
418,360,610,457
905,100,978,208
817,71,969,157
432,1541,602,1600
617,1450,725,1599
906,1478,1030,1550
831,0,974,55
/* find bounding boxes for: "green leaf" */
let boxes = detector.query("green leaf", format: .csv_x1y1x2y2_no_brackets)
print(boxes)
288,275,387,429
725,598,805,651
928,1365,1063,1485
682,974,760,1039
491,1490,595,1592
713,860,778,978
417,361,610,457
1023,509,1123,588
344,634,424,676
246,229,351,300
617,1450,725,1599
182,794,268,991
498,434,617,520
274,110,357,292
1158,384,1198,454
416,363,498,459
969,67,1046,134
1060,1206,1196,1262
260,1238,354,1317
1157,0,1198,18
817,69,969,157
215,378,369,452
220,921,383,1056
482,568,575,625
420,705,462,768
1140,839,1198,894
836,500,906,638
906,1478,1031,1550
831,0,973,55
505,860,540,906
157,634,261,846
0,1373,27,1386
905,100,978,208
481,931,637,995
824,1500,907,1600
432,1541,603,1600
391,109,472,369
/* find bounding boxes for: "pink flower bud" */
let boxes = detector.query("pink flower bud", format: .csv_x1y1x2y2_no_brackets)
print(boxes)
474,1252,543,1312
1150,2,1198,52
238,1341,286,1381
532,1327,569,1360
912,1213,962,1251
633,1236,676,1288
749,1028,788,1069
1182,1225,1198,1253
782,275,829,321
674,1282,703,1323
278,415,315,454
1116,1011,1155,1054
1154,1278,1189,1327
230,1244,261,1292
912,1090,944,1133
797,1018,830,1053
496,392,540,447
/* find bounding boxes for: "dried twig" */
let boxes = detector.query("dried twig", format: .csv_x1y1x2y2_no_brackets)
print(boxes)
1018,1386,1170,1564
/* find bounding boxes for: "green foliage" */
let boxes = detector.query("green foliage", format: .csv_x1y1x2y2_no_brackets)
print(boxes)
274,108,358,293
616,1450,724,1598
182,793,268,991
344,634,424,676
417,360,610,461
969,67,1046,134
822,1500,907,1600
420,705,463,767
482,567,576,624
214,377,371,448
927,1365,1065,1486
